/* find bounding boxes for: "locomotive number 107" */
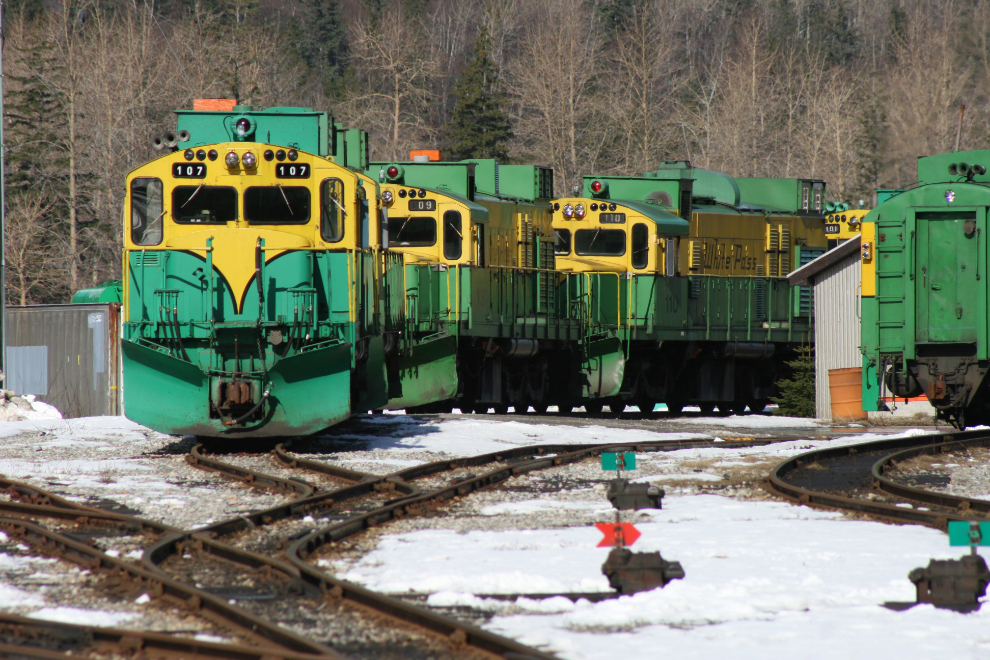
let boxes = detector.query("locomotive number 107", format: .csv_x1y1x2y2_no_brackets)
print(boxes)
276,163,310,179
172,163,206,178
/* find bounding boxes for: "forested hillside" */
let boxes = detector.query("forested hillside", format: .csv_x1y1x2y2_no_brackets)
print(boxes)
3,0,985,303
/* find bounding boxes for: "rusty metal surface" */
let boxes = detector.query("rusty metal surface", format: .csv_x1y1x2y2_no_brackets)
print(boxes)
606,479,664,510
767,429,990,528
6,303,121,417
909,555,990,608
601,548,685,594
0,517,340,657
0,611,335,659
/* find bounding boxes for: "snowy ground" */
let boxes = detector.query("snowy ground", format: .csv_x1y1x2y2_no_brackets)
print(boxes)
0,410,977,658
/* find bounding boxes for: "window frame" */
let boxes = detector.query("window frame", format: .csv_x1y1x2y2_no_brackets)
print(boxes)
320,178,346,243
631,223,649,269
130,177,164,246
443,210,462,260
554,228,572,255
244,185,311,225
388,216,438,247
574,228,626,257
171,185,238,225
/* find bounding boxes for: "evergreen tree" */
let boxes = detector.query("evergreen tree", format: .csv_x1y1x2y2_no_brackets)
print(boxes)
771,346,816,417
298,0,348,92
445,27,513,162
807,0,859,65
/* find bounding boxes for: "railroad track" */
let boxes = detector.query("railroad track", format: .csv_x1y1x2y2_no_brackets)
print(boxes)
767,428,990,528
0,434,780,659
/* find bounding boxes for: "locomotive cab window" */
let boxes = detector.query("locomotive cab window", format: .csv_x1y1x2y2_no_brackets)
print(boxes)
574,228,625,256
631,224,649,269
388,216,436,246
245,186,310,224
131,177,163,245
320,179,345,242
554,228,571,255
172,185,237,224
443,211,462,259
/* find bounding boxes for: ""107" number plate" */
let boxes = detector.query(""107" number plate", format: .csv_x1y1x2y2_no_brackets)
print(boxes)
172,163,206,178
276,163,310,178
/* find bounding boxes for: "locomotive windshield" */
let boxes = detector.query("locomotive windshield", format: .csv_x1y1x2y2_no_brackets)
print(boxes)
554,229,571,255
172,186,237,224
388,216,436,246
574,228,625,256
245,186,311,224
131,177,164,245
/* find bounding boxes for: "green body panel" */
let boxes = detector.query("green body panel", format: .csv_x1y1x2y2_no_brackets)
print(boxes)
124,245,391,437
174,107,368,169
735,178,827,214
617,201,690,234
915,210,982,343
583,169,692,214
122,337,352,437
861,354,880,411
862,181,990,367
177,107,331,156
368,161,474,198
876,189,901,204
917,151,990,184
948,520,990,546
466,160,554,201
72,279,123,303
385,335,459,409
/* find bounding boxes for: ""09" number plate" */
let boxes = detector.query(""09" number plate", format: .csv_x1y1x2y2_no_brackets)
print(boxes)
276,163,310,179
173,163,206,178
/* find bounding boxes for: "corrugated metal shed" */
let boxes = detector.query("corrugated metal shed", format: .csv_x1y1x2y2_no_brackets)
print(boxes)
789,238,862,421
5,304,121,418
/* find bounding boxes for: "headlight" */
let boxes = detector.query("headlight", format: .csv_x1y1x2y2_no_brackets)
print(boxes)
563,204,574,218
242,152,257,168
287,149,298,161
382,190,394,203
225,152,239,167
575,204,586,218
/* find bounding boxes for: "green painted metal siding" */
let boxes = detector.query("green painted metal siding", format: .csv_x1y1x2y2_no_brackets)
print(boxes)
176,108,331,156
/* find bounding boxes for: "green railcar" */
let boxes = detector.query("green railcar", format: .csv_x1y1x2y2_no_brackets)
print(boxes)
861,150,990,428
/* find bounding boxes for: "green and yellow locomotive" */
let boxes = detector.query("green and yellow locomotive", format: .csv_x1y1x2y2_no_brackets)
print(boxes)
366,157,606,414
550,163,828,414
121,103,398,437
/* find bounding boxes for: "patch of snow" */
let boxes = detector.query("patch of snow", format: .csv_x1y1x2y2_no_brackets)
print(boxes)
340,494,983,660
29,606,135,626
0,583,44,607
480,501,610,516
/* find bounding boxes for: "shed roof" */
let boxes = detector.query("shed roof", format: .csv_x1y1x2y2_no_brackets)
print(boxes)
788,236,861,286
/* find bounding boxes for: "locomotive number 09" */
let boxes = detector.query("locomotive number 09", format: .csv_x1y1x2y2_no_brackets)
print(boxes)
408,199,436,212
276,163,311,179
172,163,206,178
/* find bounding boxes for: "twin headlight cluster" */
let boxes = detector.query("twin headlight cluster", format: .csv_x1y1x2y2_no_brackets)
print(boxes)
553,201,618,218
184,147,299,169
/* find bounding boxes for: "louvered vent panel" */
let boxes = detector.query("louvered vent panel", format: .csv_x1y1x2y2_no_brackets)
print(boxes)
690,241,702,270
768,229,779,252
136,252,160,266
780,227,791,252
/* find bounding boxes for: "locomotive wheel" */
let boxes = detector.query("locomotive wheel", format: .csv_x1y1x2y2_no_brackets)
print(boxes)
475,405,491,414
666,402,684,416
558,405,574,415
493,405,509,415
698,403,715,415
531,404,549,415
636,401,656,415
732,402,747,414
748,400,769,414
584,403,604,415
716,404,733,414
605,403,623,418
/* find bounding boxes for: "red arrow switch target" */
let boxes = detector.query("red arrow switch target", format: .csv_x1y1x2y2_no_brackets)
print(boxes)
595,522,641,547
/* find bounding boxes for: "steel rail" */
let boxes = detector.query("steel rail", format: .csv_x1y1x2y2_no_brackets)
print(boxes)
872,435,990,516
0,517,341,657
767,429,990,527
188,444,315,496
0,611,335,660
